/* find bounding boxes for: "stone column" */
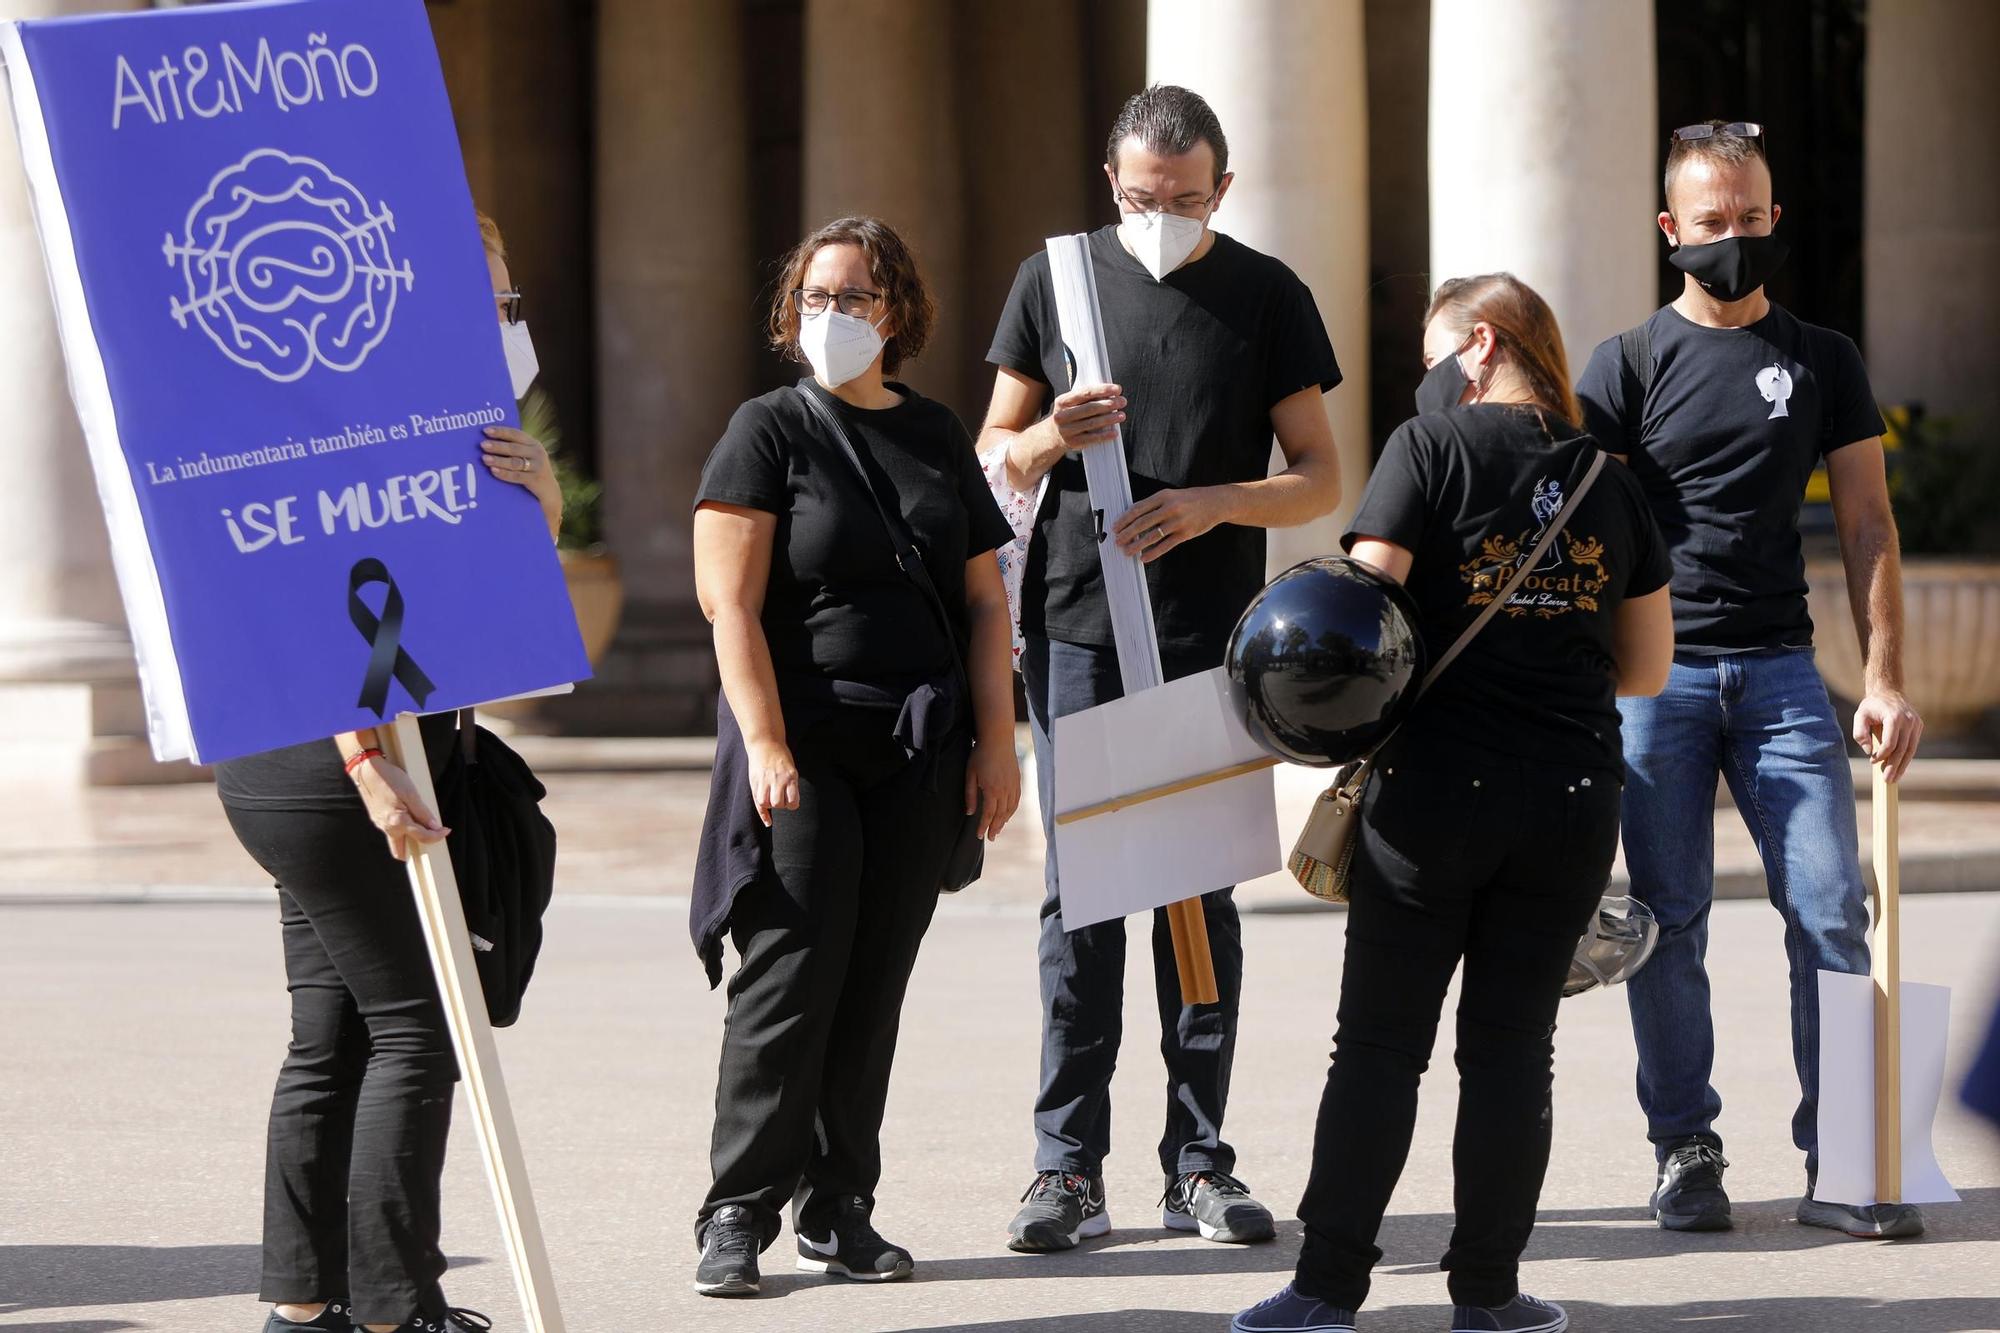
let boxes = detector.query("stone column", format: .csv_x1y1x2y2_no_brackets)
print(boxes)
802,0,967,411
1147,0,1373,566
0,0,172,784
1865,0,2000,431
1427,0,1655,378
959,0,1091,408
579,0,752,731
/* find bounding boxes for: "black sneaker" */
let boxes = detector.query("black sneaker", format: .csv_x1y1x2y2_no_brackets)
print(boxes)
1796,1186,1925,1239
1650,1134,1732,1231
1450,1293,1567,1332
262,1302,352,1332
1161,1170,1276,1243
794,1192,914,1282
694,1204,762,1297
396,1308,491,1333
1007,1169,1110,1252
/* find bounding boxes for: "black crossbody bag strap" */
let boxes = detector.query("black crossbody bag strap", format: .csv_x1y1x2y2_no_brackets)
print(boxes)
793,384,968,693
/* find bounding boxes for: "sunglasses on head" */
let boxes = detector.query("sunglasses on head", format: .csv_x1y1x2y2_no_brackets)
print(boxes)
1671,121,1764,144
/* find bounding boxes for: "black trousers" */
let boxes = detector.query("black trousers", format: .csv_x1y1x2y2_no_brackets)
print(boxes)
225,803,458,1328
700,707,964,1241
1294,734,1618,1310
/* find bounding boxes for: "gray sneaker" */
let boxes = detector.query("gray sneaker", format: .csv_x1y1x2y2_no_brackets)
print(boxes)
1161,1170,1276,1243
1797,1189,1925,1239
1008,1170,1110,1252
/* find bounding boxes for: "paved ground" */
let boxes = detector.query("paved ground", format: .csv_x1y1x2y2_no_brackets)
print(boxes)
4,736,1999,910
4,890,1998,1333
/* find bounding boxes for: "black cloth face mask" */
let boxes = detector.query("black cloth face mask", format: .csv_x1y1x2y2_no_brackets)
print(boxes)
1669,233,1789,303
1414,339,1473,417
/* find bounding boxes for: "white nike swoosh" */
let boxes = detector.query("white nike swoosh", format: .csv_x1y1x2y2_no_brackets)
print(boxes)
802,1232,840,1256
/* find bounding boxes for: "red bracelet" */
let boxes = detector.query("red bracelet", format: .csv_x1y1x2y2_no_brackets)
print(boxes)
343,747,384,778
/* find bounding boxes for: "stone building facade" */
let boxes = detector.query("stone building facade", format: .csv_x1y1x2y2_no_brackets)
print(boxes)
4,0,1994,780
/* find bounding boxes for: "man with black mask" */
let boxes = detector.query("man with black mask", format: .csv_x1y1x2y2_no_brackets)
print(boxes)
1577,120,1925,1240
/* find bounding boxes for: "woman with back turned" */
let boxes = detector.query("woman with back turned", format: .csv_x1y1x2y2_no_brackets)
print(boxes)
1235,274,1675,1333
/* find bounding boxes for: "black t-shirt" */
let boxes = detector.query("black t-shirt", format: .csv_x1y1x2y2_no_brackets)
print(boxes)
1576,302,1884,654
987,225,1341,657
1344,404,1672,771
695,380,1014,685
214,710,458,811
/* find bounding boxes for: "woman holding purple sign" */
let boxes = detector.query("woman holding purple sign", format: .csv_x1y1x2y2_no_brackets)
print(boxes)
688,216,1021,1297
215,214,550,1333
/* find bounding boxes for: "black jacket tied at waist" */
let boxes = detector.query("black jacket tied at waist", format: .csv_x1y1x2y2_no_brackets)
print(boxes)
688,667,966,987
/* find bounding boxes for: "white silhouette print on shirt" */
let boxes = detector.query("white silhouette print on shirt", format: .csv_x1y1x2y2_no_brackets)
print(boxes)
1757,363,1794,420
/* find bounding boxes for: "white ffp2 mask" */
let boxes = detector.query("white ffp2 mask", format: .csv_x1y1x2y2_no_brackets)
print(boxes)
798,308,886,388
501,321,539,398
1119,210,1205,280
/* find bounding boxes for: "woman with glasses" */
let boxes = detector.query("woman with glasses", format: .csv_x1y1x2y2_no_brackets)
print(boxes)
688,215,1022,1297
217,213,549,1333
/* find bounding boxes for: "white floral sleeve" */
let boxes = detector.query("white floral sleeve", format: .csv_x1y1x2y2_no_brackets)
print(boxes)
978,443,1048,671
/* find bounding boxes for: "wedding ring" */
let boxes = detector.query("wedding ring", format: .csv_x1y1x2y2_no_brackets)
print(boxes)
1150,525,1166,545
520,457,531,472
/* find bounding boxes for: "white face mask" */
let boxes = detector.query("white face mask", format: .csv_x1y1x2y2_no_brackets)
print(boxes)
1119,209,1206,281
501,321,539,398
798,308,886,388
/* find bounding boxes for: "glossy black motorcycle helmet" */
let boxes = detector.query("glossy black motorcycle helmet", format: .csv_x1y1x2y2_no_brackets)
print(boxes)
1225,556,1428,767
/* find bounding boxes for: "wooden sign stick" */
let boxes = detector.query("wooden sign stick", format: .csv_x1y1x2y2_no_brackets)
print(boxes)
1870,761,1903,1205
384,714,566,1333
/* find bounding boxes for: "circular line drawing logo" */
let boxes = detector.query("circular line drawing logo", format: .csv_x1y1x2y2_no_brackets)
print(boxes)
165,148,414,383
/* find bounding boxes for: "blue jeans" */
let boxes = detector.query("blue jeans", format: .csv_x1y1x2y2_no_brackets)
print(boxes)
1618,648,1870,1172
1022,634,1245,1180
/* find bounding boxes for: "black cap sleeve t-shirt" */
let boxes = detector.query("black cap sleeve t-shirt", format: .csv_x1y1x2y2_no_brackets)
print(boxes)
695,381,1014,686
986,226,1341,658
1344,404,1671,771
1575,302,1884,654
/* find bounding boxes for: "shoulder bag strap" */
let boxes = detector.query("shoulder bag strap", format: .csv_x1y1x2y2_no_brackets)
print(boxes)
793,383,967,686
1617,323,1653,455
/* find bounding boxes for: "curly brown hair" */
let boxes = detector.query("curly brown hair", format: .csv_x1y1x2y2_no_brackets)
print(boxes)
767,216,935,376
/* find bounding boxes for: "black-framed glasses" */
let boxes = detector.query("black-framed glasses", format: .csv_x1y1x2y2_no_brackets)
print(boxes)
495,288,523,325
791,287,883,319
1671,121,1764,144
1113,185,1219,219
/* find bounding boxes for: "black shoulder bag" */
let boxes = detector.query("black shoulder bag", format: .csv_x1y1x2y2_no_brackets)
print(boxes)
432,708,559,1024
794,383,986,892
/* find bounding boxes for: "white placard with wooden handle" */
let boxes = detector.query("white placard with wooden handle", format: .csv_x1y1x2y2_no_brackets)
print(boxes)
1044,233,1254,1004
384,715,566,1332
1812,762,1958,1208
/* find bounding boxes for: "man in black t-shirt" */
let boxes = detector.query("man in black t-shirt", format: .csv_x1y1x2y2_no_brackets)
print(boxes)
977,84,1342,1252
1577,121,1926,1240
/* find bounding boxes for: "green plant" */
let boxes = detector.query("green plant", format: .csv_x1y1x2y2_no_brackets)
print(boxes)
1884,404,2000,557
519,383,603,551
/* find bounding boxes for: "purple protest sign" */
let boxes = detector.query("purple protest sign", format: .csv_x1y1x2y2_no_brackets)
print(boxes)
2,0,588,763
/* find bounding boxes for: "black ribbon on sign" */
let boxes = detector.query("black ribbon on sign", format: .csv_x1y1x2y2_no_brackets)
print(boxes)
348,557,437,716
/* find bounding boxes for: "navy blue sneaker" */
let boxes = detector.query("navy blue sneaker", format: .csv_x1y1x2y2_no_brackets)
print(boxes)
1232,1283,1358,1333
1450,1293,1567,1332
1797,1187,1925,1239
261,1302,351,1332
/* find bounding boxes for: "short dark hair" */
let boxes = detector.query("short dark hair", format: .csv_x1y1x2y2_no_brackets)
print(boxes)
1664,120,1769,206
1106,84,1228,185
767,216,935,376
